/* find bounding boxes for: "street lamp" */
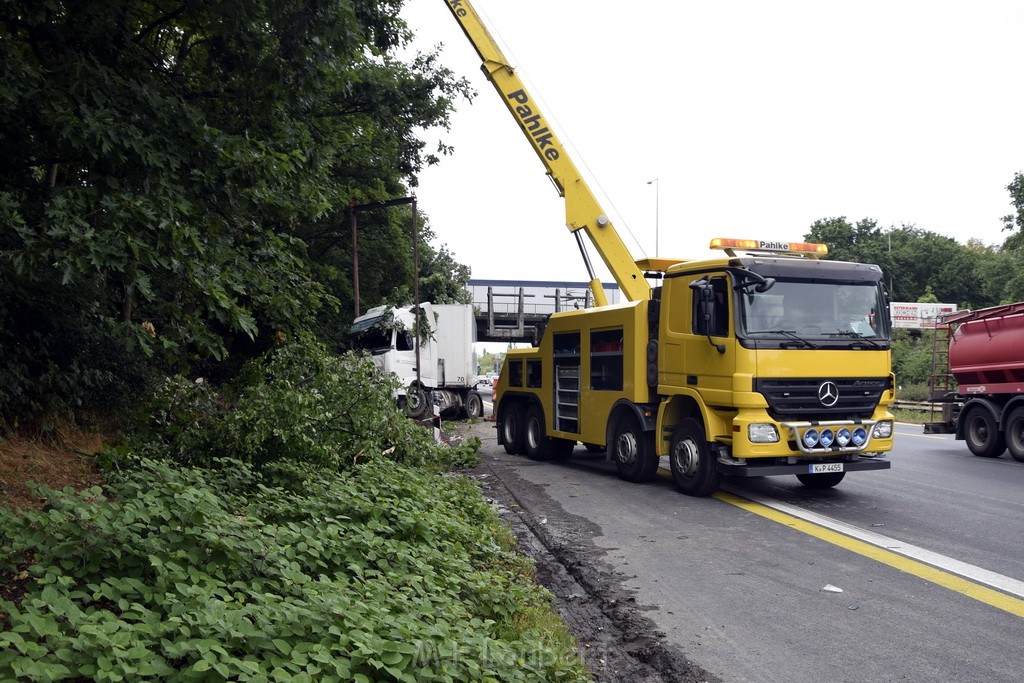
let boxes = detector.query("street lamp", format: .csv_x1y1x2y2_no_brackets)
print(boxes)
647,178,659,257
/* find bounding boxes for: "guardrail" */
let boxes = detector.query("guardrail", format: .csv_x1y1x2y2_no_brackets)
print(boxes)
892,400,946,412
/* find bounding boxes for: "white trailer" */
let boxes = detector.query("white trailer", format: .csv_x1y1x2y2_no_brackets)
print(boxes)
350,302,485,419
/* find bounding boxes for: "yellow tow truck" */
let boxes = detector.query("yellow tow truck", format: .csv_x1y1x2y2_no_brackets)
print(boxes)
444,0,895,495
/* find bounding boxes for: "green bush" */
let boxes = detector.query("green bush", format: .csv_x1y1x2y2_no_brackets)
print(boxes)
133,340,479,473
0,340,592,681
895,382,931,402
0,458,586,681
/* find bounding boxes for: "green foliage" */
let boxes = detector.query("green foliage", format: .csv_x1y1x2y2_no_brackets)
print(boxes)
0,458,588,681
0,0,474,426
891,329,940,386
895,382,931,402
134,339,480,472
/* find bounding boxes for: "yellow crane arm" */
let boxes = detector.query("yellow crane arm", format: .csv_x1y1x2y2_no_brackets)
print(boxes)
443,0,650,304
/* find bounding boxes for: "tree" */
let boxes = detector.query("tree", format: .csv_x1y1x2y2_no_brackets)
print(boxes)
0,0,471,426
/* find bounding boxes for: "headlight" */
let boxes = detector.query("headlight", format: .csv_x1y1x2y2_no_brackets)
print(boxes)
873,420,893,439
802,428,819,448
819,428,835,448
852,427,868,447
836,427,852,446
748,424,780,443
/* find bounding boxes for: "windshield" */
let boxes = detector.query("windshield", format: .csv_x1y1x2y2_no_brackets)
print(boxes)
738,280,888,341
350,315,394,352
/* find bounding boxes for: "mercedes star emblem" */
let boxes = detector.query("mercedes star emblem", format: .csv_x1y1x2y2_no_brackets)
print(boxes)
818,381,840,407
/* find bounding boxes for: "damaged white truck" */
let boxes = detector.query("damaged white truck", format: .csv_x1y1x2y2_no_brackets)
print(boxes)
350,302,485,420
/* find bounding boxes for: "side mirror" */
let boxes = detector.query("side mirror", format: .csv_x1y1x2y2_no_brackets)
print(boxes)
690,279,725,354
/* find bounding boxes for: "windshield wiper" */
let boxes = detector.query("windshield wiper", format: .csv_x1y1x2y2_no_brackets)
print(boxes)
747,329,819,349
823,330,883,348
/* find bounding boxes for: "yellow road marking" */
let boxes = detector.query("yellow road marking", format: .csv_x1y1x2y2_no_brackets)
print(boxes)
714,490,1024,619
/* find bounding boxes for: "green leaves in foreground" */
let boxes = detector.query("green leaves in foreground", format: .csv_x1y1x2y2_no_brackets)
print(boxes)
0,458,588,681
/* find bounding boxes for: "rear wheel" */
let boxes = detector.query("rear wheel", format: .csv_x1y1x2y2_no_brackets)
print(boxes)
499,402,526,455
524,405,576,461
610,412,658,483
524,405,551,461
963,406,1005,458
1004,406,1024,463
465,392,484,419
796,472,846,489
669,417,721,496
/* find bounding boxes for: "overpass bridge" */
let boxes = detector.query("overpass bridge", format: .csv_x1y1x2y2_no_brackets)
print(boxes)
467,279,621,345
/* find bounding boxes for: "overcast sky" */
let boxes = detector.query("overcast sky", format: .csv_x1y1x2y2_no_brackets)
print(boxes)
400,0,1024,287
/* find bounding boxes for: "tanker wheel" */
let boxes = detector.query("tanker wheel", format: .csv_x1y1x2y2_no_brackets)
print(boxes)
1004,407,1024,463
611,412,658,483
499,402,526,455
963,406,1005,458
796,472,846,489
465,392,484,420
669,417,721,497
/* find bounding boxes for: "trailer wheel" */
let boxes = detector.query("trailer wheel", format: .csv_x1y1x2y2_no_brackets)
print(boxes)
796,472,846,489
499,402,526,455
669,417,721,496
465,392,484,419
611,412,658,483
963,406,1006,458
1004,407,1024,463
406,388,429,420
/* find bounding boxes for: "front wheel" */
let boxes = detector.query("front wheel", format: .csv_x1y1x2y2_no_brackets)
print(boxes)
610,412,658,483
795,472,846,489
406,388,429,420
669,417,721,496
963,406,1005,458
1004,406,1024,463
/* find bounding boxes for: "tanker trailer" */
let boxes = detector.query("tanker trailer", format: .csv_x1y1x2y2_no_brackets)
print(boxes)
925,302,1024,461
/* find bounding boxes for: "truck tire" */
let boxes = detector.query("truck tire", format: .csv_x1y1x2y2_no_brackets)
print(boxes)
499,402,526,455
406,388,429,420
1004,406,1024,462
610,412,658,483
963,405,1006,458
524,405,575,461
669,417,721,496
796,472,846,489
465,392,484,419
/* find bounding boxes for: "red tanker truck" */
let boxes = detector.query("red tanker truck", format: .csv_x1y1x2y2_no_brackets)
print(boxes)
925,302,1024,461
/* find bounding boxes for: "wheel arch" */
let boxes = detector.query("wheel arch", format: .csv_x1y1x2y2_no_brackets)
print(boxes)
604,400,657,460
956,397,1003,440
999,396,1024,423
657,393,704,455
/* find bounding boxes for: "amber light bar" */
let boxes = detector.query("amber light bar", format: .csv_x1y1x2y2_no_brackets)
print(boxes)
709,237,829,257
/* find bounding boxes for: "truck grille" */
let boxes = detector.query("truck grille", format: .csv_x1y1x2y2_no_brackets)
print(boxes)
754,377,888,420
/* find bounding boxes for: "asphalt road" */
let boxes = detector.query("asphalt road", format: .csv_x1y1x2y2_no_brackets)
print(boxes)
473,417,1024,682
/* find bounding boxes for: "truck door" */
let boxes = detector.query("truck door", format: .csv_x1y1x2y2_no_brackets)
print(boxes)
661,273,737,418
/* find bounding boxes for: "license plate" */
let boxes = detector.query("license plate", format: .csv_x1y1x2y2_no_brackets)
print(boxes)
810,463,844,474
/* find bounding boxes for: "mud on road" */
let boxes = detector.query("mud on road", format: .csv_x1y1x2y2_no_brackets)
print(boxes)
459,421,716,683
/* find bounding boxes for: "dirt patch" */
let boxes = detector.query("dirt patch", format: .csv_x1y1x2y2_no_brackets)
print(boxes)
464,423,717,683
0,428,105,511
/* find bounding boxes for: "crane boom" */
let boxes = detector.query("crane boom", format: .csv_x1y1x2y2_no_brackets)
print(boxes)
443,0,650,304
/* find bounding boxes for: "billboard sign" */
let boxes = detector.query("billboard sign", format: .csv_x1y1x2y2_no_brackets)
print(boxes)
890,302,958,329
